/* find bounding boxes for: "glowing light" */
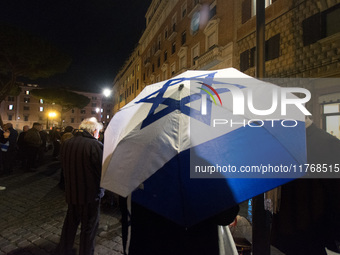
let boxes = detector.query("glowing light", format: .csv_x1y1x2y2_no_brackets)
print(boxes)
48,112,57,118
103,88,112,97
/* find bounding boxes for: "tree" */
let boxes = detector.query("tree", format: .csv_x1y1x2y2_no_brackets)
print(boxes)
0,23,72,103
30,88,91,114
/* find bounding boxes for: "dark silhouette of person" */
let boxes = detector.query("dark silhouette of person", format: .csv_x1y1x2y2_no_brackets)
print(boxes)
56,118,104,255
17,125,29,168
0,123,18,175
51,127,62,160
38,129,48,164
58,126,74,190
120,198,239,255
271,121,340,255
24,122,42,171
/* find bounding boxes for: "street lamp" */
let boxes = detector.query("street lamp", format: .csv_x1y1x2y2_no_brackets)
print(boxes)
47,111,57,130
48,112,57,118
103,88,112,97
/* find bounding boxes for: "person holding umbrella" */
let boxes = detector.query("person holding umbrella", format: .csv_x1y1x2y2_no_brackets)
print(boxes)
101,68,308,254
121,199,239,255
56,118,104,255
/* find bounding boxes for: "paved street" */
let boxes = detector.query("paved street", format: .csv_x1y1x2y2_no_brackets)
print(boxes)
0,155,124,255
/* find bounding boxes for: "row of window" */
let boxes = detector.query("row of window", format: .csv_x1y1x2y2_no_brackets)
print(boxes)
8,95,104,106
7,105,45,112
70,116,110,123
75,108,109,114
6,112,111,123
6,105,110,115
7,96,44,104
7,115,29,121
7,115,42,122
302,3,340,46
242,0,275,24
240,34,280,71
117,1,218,103
122,65,140,88
5,115,109,123
142,41,201,83
122,79,140,101
146,0,207,28
152,41,211,79
143,1,217,81
150,30,187,68
240,2,340,72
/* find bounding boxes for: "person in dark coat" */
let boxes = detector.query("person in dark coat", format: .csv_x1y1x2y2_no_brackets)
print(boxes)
17,125,29,168
38,129,48,164
120,199,239,255
51,127,62,160
56,118,104,255
0,123,18,175
58,126,74,190
24,122,42,171
271,120,340,255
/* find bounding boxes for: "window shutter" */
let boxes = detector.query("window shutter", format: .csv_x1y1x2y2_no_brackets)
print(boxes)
240,50,250,72
250,47,256,68
242,0,252,24
302,13,323,46
266,34,280,61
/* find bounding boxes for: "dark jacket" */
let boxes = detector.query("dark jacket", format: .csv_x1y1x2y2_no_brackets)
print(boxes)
17,131,27,149
0,127,18,152
24,128,42,148
271,123,340,254
126,202,239,255
60,129,104,205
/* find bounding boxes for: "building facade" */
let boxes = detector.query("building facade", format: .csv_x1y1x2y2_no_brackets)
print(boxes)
112,0,340,136
113,0,235,108
236,0,340,135
0,84,113,131
112,45,143,113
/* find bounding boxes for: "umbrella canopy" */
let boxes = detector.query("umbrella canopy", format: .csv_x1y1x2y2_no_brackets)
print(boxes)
101,68,307,227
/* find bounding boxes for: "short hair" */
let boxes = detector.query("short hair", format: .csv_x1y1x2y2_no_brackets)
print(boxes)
33,122,41,127
64,126,74,133
79,117,103,134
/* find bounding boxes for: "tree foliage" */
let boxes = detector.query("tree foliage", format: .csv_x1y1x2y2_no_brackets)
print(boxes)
30,88,90,113
0,23,72,103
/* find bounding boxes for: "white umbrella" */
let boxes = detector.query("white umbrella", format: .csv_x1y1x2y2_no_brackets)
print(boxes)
101,68,307,226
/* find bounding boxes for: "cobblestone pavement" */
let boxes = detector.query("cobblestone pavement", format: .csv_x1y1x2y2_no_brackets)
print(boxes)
0,156,124,255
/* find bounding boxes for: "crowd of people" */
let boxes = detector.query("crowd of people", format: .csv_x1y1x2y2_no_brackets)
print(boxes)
0,118,239,255
0,122,79,187
0,118,109,255
1,117,340,255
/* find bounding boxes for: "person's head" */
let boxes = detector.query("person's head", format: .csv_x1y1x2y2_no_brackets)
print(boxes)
64,126,74,133
33,122,42,131
23,125,29,132
4,123,13,131
79,118,103,139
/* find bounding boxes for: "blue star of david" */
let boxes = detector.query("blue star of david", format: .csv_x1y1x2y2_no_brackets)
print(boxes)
135,72,246,129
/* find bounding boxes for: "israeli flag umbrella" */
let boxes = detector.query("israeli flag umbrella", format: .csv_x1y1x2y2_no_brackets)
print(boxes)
101,68,307,227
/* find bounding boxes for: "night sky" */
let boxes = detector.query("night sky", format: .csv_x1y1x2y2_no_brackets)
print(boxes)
0,0,152,93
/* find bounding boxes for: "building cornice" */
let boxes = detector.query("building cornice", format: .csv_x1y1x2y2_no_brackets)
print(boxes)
139,0,179,51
